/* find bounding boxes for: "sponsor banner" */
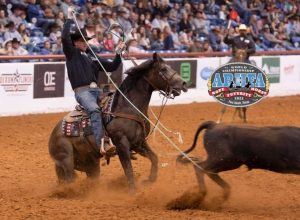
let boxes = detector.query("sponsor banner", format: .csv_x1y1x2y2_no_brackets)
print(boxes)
208,63,269,107
262,57,280,83
166,60,197,88
280,55,300,83
0,63,33,96
33,63,65,98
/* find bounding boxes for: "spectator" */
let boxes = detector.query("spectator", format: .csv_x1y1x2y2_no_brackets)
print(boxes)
9,4,24,27
163,26,174,50
248,14,259,40
192,10,209,36
0,39,14,55
27,0,53,35
0,9,8,27
85,19,101,51
55,11,65,29
150,29,164,50
17,23,30,46
179,28,194,49
187,37,203,52
50,0,61,16
208,26,222,51
178,12,192,33
4,21,22,42
136,25,151,50
52,35,63,54
169,2,181,24
11,37,29,55
100,9,112,30
74,11,86,29
202,40,213,52
262,24,284,48
170,24,182,50
126,38,147,53
0,0,8,17
103,32,114,51
218,4,228,21
117,6,132,34
39,40,52,55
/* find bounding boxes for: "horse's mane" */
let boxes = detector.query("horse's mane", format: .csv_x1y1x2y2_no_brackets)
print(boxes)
112,57,156,109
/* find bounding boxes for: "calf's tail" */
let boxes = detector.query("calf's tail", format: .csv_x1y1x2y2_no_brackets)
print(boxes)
177,121,216,163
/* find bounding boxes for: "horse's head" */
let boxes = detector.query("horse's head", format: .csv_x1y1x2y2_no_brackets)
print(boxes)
233,48,247,62
145,53,188,97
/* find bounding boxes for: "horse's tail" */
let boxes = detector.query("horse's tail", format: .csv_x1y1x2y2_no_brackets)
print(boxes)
177,121,216,164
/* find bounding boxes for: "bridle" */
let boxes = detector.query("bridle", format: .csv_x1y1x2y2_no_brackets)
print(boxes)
143,68,178,100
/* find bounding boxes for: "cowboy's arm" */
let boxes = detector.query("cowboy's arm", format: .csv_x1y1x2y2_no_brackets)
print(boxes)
224,34,233,45
247,37,256,55
97,54,122,72
62,19,76,59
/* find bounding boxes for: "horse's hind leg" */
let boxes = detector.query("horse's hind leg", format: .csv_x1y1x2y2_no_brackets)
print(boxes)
242,107,247,123
85,161,100,179
55,156,76,183
135,141,158,183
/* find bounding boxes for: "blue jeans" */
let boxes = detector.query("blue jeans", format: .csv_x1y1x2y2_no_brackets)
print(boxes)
75,87,103,149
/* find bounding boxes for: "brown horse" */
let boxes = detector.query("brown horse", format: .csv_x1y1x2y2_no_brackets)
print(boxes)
48,53,187,192
217,48,248,123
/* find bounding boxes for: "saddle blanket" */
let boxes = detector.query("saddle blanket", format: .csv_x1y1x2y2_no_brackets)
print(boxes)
62,93,115,137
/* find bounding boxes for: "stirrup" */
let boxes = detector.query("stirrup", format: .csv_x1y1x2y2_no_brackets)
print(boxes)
100,137,116,155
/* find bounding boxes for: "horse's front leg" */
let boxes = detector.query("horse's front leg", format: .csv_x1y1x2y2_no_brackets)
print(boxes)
135,141,158,183
115,135,136,193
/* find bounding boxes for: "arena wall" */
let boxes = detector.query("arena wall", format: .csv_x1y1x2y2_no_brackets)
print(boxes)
0,55,300,116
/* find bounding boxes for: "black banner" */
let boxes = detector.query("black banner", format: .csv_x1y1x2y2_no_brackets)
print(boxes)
33,64,65,98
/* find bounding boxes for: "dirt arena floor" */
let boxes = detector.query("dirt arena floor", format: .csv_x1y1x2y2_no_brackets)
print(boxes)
0,95,300,220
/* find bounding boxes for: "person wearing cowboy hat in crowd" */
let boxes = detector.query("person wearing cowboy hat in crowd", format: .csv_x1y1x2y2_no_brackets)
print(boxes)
0,39,14,56
62,6,125,155
84,18,101,51
224,23,256,63
11,37,28,55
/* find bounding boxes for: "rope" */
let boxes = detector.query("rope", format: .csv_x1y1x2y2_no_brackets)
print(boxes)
71,11,215,174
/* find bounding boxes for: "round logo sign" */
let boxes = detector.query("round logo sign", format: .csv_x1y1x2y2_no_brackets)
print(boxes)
207,62,269,107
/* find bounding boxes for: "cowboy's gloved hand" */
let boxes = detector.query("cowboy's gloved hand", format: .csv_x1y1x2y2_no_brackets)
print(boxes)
67,6,75,19
115,41,126,55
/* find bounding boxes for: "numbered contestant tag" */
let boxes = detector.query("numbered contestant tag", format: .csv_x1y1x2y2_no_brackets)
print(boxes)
207,63,269,107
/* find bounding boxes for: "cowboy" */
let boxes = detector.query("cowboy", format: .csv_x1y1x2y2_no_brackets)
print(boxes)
224,24,256,63
62,7,125,155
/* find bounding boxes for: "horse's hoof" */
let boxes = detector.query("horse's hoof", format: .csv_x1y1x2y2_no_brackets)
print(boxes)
128,187,136,195
142,179,155,186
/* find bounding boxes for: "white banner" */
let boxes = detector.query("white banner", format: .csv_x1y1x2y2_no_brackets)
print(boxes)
1,55,300,116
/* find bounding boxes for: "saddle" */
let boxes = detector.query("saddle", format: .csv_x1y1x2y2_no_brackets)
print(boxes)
62,92,115,137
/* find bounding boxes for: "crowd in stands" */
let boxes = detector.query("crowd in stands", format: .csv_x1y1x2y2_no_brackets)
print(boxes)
0,0,300,57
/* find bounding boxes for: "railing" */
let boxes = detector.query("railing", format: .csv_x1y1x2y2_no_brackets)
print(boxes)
1,50,300,61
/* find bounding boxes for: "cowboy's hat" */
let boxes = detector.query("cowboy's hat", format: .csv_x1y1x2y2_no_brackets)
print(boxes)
70,25,94,41
238,24,247,31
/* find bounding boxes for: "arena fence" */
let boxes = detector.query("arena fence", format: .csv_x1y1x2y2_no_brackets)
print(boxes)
1,51,300,116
